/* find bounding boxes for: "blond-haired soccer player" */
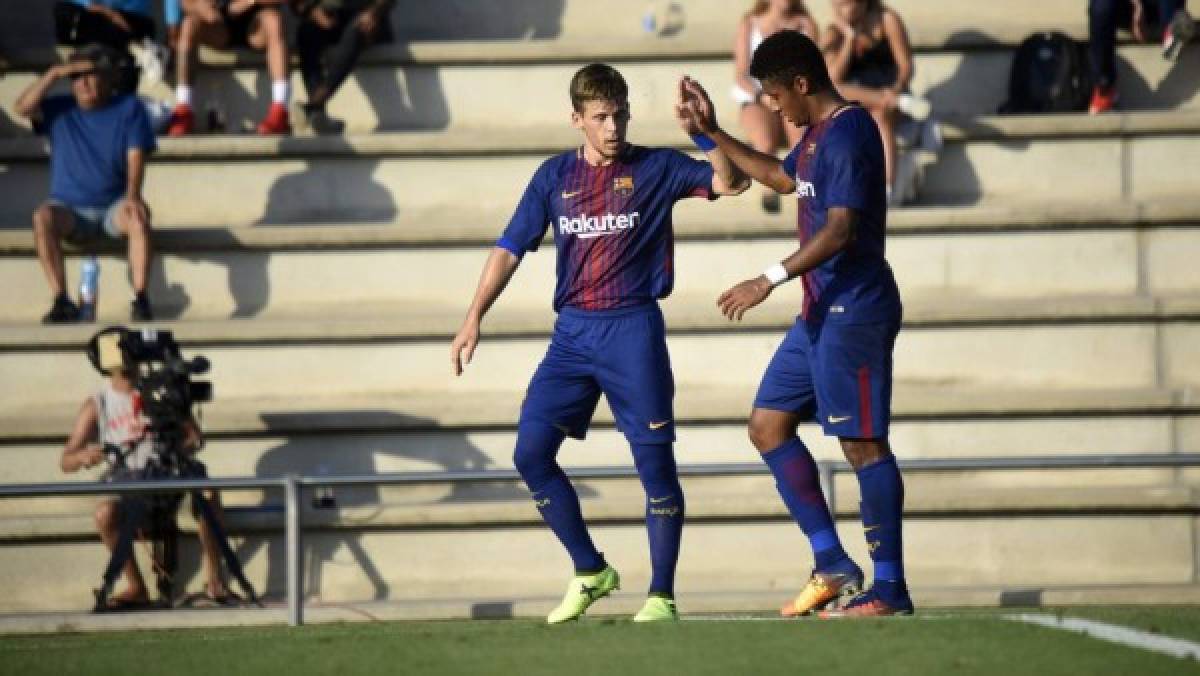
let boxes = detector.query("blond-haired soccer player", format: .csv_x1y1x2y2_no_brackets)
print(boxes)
451,63,747,623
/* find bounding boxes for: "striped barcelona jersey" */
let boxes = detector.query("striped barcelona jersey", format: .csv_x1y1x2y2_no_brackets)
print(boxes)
783,105,901,325
498,144,714,312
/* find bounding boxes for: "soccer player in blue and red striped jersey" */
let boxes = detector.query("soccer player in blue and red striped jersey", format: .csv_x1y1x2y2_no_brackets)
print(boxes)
450,64,748,623
678,30,913,617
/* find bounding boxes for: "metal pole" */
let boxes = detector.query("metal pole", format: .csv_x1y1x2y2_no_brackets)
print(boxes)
819,462,837,516
285,475,303,627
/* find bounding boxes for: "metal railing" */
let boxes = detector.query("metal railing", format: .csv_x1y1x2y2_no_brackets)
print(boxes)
1,452,1198,626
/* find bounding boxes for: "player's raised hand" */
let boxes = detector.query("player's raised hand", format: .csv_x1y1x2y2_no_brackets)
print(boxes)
679,76,718,134
450,319,480,376
717,276,773,321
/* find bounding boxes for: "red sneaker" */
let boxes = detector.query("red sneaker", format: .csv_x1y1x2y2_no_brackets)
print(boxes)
256,103,292,135
166,104,194,136
1088,85,1118,115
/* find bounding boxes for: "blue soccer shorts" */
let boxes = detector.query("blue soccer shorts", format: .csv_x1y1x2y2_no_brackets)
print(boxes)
519,302,675,445
753,317,900,439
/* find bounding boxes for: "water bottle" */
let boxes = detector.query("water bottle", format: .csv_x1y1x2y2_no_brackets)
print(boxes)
312,464,336,509
79,256,99,322
642,2,685,37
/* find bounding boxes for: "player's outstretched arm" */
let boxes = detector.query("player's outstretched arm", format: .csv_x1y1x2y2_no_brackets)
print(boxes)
678,77,795,195
451,246,521,376
675,78,750,196
717,207,859,320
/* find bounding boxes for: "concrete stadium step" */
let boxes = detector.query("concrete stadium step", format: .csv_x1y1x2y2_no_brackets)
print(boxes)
5,410,1197,523
0,383,1192,441
3,294,1198,347
0,221,1196,321
3,43,1199,138
3,0,1181,72
0,510,1195,612
6,112,1200,223
1,303,1198,406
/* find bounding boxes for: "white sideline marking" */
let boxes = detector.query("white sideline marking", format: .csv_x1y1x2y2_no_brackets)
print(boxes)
1007,613,1200,660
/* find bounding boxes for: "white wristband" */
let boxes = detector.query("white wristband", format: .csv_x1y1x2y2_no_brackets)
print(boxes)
763,263,789,287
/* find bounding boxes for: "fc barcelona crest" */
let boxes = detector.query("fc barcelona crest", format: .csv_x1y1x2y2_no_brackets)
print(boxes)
805,142,818,157
614,176,635,196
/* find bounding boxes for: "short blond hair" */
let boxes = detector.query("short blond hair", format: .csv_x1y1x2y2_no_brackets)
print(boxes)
569,63,628,112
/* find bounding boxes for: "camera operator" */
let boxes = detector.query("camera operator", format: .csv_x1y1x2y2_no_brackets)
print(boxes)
61,331,232,609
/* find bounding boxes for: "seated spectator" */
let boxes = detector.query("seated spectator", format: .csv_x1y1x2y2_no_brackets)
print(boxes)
13,44,156,323
53,1,166,94
731,0,817,212
821,0,920,198
166,0,292,135
1089,0,1195,114
60,336,230,608
292,0,395,135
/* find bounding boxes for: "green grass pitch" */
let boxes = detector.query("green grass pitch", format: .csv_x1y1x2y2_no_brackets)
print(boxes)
1,607,1197,676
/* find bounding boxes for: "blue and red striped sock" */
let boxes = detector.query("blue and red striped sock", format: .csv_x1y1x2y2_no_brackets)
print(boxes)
762,437,849,571
514,422,606,573
631,443,684,597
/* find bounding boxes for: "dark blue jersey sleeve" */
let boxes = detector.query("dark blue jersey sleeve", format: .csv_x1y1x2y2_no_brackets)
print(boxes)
781,141,803,179
498,161,554,256
664,149,716,201
123,97,157,154
820,126,876,212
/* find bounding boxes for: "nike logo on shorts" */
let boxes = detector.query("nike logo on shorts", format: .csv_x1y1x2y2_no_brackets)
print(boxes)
648,420,670,430
828,415,852,424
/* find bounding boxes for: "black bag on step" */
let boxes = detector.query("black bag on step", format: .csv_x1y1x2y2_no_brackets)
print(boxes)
999,32,1092,114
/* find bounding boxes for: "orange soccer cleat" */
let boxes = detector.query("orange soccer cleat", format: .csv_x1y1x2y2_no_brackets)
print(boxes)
780,563,863,617
819,588,914,618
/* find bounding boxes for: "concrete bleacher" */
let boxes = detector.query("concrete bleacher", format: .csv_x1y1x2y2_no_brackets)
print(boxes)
0,0,1198,614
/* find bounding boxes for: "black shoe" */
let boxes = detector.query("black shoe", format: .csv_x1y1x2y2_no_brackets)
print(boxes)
42,296,81,324
131,295,153,321
1164,9,1195,60
309,107,346,135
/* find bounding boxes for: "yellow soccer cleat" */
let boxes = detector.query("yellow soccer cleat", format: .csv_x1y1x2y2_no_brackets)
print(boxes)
632,595,678,622
546,565,621,624
780,563,863,618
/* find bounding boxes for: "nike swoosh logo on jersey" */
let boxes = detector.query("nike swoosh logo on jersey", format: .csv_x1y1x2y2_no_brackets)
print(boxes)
561,190,582,199
649,496,673,504
648,420,671,430
828,415,852,424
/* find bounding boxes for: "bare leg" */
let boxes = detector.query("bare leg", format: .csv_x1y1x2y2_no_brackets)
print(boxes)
249,8,289,83
738,102,783,156
113,199,152,294
739,103,787,210
195,491,229,597
32,204,75,297
869,107,897,188
95,499,149,601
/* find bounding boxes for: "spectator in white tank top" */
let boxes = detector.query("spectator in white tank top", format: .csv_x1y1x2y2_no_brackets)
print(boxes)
732,0,818,213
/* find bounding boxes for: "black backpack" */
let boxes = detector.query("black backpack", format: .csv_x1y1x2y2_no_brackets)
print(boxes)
999,32,1092,114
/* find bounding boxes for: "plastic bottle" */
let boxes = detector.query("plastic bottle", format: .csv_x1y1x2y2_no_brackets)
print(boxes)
642,2,685,37
312,464,336,509
79,256,99,322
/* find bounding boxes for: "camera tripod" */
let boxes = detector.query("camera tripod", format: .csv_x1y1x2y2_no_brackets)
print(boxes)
93,456,260,612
